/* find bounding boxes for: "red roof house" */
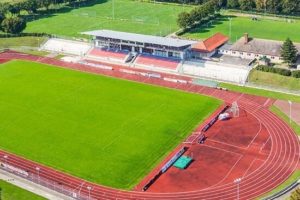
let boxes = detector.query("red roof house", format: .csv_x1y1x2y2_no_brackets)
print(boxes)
192,33,229,53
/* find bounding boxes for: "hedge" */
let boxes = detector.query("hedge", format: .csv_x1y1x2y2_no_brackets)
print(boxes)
256,65,292,77
0,32,52,38
292,70,300,78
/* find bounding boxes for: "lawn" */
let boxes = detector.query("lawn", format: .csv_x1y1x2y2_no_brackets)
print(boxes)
24,0,192,37
249,70,300,92
183,15,300,42
219,82,300,103
0,37,47,48
0,60,220,189
0,180,45,200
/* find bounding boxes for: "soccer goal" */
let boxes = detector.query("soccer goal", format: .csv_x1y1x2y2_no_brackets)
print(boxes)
229,101,239,117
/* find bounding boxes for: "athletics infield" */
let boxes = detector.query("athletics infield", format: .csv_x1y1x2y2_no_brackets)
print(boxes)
0,51,299,200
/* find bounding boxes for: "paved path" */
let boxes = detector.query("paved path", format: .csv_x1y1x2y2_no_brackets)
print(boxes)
0,169,74,200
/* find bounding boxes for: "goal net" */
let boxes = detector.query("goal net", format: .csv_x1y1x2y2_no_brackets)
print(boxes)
229,101,239,117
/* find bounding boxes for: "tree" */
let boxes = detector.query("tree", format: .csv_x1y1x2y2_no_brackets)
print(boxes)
238,0,255,10
1,14,26,34
255,0,265,11
177,12,193,29
282,0,299,14
227,0,239,8
20,0,38,13
0,14,4,25
281,38,298,66
266,0,283,13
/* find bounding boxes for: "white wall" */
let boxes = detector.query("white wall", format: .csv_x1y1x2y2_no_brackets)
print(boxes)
41,38,92,56
182,61,250,84
219,49,282,63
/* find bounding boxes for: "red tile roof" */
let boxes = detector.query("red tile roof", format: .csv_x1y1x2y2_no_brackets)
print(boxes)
192,33,229,52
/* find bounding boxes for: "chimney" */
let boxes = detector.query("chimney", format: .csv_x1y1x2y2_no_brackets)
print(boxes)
244,33,249,44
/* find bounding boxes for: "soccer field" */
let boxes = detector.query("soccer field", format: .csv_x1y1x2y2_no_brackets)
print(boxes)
0,60,220,189
24,0,192,37
183,15,300,42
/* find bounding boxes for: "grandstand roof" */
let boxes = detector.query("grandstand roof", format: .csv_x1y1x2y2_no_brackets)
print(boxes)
82,30,197,48
192,33,229,52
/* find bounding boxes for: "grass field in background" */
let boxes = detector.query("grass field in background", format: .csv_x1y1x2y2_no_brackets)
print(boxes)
183,15,300,42
219,82,300,102
0,60,220,189
0,180,45,200
0,37,47,48
249,70,300,91
24,0,192,37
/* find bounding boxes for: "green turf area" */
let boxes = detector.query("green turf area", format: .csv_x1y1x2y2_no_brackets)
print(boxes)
270,105,300,136
0,37,47,48
24,0,192,37
249,70,300,91
258,105,300,199
219,82,300,103
183,15,300,42
0,180,45,200
0,60,220,189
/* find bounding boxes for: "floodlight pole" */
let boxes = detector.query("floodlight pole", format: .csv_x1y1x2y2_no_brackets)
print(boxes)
229,17,232,42
234,178,242,200
36,167,40,184
112,0,115,20
87,186,92,200
3,155,8,165
288,100,292,124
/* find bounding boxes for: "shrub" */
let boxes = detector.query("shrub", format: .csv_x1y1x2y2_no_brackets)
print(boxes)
292,70,300,78
1,15,26,34
274,68,292,76
256,65,292,76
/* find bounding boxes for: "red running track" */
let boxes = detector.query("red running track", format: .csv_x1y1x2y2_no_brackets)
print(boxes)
0,51,299,200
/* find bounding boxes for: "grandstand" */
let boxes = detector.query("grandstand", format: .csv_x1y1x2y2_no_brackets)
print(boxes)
40,31,252,84
134,54,181,71
87,48,130,63
41,38,91,56
82,30,196,60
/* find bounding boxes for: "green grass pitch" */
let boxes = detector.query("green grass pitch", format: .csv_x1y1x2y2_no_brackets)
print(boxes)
0,180,45,200
0,60,221,189
24,0,192,37
183,15,300,42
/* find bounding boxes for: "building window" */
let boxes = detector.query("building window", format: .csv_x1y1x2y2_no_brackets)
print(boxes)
247,53,251,56
271,56,275,59
255,54,259,57
232,51,236,54
240,52,243,55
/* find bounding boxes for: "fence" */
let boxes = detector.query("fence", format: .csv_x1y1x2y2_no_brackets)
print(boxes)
262,179,300,200
0,152,93,200
246,82,300,96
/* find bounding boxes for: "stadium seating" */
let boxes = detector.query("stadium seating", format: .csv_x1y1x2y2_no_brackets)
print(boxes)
87,48,129,63
134,54,180,71
182,61,250,84
41,38,91,56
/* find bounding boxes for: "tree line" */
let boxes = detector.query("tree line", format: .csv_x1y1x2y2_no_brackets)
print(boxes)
177,0,221,29
227,0,300,15
159,0,299,15
0,0,94,34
